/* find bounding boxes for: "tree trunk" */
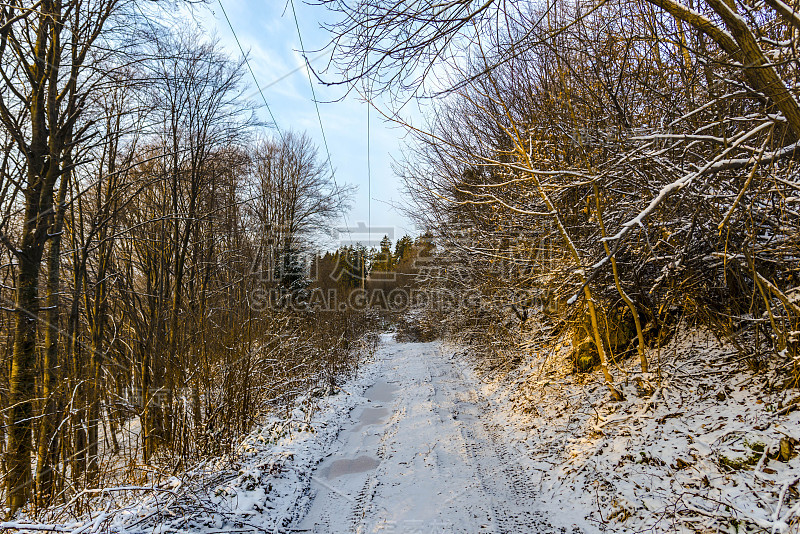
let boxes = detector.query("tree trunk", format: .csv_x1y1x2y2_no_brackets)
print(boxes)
7,193,48,515
35,171,70,507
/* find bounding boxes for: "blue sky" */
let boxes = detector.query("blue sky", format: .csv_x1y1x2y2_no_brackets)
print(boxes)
185,1,417,247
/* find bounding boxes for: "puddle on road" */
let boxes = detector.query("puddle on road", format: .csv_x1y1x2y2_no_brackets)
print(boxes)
325,455,379,479
354,407,389,430
365,380,398,403
320,381,396,479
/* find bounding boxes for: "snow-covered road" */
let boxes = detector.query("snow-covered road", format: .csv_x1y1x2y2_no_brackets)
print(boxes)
293,336,564,534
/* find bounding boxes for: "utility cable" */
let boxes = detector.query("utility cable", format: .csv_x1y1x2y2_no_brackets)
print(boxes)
288,0,336,181
287,0,355,250
218,0,283,139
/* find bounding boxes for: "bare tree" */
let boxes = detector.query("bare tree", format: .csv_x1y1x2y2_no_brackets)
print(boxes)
0,0,130,513
371,0,800,387
247,131,353,293
0,3,369,520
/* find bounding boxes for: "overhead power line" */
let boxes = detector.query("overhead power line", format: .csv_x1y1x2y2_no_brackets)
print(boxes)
287,0,355,244
217,0,282,139
218,0,355,246
367,100,371,248
288,0,336,182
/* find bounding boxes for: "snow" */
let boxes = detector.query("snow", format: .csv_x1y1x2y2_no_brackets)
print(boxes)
6,330,799,533
599,120,779,254
293,335,566,533
473,327,800,533
6,334,572,533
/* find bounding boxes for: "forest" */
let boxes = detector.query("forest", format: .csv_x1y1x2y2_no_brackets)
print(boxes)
0,0,400,517
1,0,800,532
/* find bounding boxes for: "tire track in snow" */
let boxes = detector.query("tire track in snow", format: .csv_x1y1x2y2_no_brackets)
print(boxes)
291,337,573,534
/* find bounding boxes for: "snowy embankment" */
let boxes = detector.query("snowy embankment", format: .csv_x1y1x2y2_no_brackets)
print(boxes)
476,327,800,533
1,341,386,534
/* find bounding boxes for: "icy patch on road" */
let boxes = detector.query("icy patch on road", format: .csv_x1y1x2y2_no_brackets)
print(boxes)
141,336,391,533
